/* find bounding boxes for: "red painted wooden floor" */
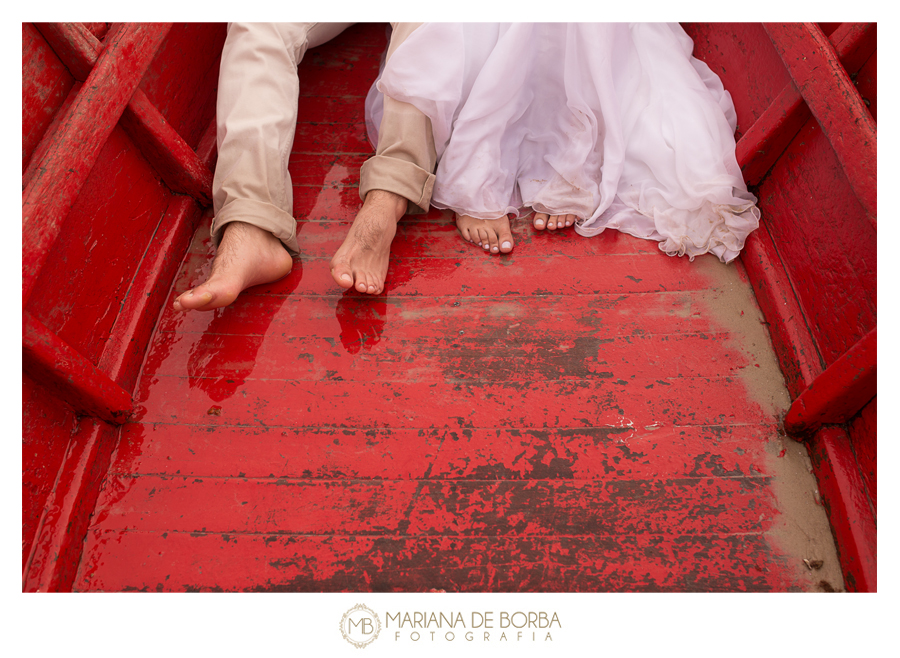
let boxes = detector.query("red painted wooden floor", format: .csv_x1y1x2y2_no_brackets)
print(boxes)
73,24,843,593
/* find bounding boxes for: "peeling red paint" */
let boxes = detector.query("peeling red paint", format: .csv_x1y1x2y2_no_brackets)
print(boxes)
23,22,874,593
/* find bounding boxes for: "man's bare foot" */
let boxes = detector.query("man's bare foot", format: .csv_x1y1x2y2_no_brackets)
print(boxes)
456,214,514,254
173,221,293,312
533,212,577,231
330,189,406,295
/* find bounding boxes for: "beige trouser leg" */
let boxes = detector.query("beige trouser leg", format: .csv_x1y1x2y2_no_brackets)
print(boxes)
211,22,353,255
359,22,437,214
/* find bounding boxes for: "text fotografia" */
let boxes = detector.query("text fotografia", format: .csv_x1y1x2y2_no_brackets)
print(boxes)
387,611,561,642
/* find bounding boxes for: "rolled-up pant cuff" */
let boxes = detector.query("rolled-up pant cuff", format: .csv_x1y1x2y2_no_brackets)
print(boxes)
359,156,435,215
211,198,300,255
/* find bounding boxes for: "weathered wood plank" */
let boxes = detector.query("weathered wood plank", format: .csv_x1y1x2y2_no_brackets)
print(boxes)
133,376,775,429
111,423,778,481
75,531,803,592
91,475,776,536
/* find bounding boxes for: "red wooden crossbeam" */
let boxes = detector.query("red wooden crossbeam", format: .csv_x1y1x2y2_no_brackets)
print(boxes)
34,22,97,79
33,23,214,208
764,23,876,228
22,23,171,303
784,327,876,438
22,311,133,424
737,22,876,185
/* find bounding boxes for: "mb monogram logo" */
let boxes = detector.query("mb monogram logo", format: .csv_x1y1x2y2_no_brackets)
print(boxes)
340,604,382,648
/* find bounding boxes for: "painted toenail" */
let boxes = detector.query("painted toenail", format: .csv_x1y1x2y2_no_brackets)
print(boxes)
501,241,511,249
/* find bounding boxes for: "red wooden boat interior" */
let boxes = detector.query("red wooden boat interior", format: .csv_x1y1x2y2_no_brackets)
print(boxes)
22,22,876,592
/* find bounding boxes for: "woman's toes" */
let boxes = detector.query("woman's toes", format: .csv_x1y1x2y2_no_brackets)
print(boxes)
534,213,548,230
487,231,500,253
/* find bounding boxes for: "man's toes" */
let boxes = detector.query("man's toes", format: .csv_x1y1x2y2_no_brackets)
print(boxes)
331,262,355,290
360,272,381,295
174,288,215,312
534,213,548,230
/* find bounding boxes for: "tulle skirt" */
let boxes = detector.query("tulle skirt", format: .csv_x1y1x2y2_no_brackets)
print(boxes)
366,23,760,263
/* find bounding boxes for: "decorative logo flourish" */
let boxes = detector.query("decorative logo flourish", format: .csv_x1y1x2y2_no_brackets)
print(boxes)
340,604,382,649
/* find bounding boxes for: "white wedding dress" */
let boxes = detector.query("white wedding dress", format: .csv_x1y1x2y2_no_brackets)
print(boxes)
366,23,760,263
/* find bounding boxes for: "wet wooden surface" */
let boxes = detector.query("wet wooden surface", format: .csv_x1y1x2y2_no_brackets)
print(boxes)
74,23,834,592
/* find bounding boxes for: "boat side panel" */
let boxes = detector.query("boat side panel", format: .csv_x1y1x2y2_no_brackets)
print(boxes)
26,126,172,365
21,22,222,589
22,374,77,572
756,117,876,367
22,23,75,172
848,397,876,515
681,22,790,141
137,23,226,149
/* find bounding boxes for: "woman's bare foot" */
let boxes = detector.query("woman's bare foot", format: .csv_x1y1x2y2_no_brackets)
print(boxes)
330,189,407,295
456,214,514,254
533,212,577,231
173,221,293,312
